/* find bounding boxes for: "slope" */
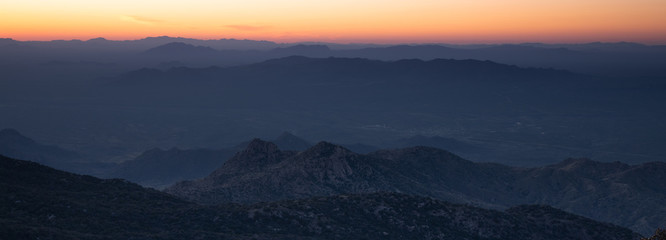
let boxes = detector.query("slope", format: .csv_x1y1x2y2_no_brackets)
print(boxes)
0,154,640,240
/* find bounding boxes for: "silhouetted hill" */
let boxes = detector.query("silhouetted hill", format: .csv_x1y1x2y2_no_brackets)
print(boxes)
175,56,569,84
244,56,567,77
139,42,226,67
0,154,191,239
336,43,666,77
0,38,18,47
167,140,666,235
0,155,640,240
112,56,577,112
167,139,400,204
8,36,281,51
4,38,666,77
134,36,280,50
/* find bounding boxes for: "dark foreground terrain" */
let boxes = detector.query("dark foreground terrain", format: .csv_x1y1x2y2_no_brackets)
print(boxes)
0,155,641,239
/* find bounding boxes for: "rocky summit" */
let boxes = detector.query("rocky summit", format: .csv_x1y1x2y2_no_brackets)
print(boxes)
166,139,666,235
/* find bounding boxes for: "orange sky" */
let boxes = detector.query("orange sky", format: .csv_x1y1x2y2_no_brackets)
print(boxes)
1,0,665,44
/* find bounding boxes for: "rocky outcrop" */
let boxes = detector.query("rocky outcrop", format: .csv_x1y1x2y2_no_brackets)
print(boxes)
166,140,666,235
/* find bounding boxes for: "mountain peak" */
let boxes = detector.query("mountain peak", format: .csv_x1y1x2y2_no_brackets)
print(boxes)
86,37,108,42
0,38,18,45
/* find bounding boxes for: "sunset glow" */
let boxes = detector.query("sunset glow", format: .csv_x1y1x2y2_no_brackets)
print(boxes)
1,0,666,44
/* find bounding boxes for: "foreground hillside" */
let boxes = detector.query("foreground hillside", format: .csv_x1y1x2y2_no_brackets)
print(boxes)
167,139,666,234
0,155,640,239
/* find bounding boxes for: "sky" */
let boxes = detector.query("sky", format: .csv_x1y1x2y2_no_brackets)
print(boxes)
1,0,666,44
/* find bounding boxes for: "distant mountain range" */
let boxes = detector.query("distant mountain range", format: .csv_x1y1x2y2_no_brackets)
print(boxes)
112,56,579,111
167,139,666,235
3,55,664,167
1,36,282,51
3,37,665,76
102,56,666,165
0,155,641,239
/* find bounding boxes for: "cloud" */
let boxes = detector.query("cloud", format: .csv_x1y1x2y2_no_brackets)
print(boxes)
120,15,163,25
225,25,271,31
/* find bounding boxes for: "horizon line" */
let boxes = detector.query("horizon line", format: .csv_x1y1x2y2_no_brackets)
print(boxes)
2,35,665,46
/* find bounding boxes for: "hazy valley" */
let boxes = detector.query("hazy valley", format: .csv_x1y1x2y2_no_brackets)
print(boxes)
1,37,665,239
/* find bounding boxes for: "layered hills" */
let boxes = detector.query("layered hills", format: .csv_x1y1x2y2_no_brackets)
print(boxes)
0,155,640,240
167,139,666,234
4,54,664,167
4,37,666,76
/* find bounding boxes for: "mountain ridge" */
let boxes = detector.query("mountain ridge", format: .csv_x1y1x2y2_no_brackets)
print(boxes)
166,139,666,235
108,132,312,189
